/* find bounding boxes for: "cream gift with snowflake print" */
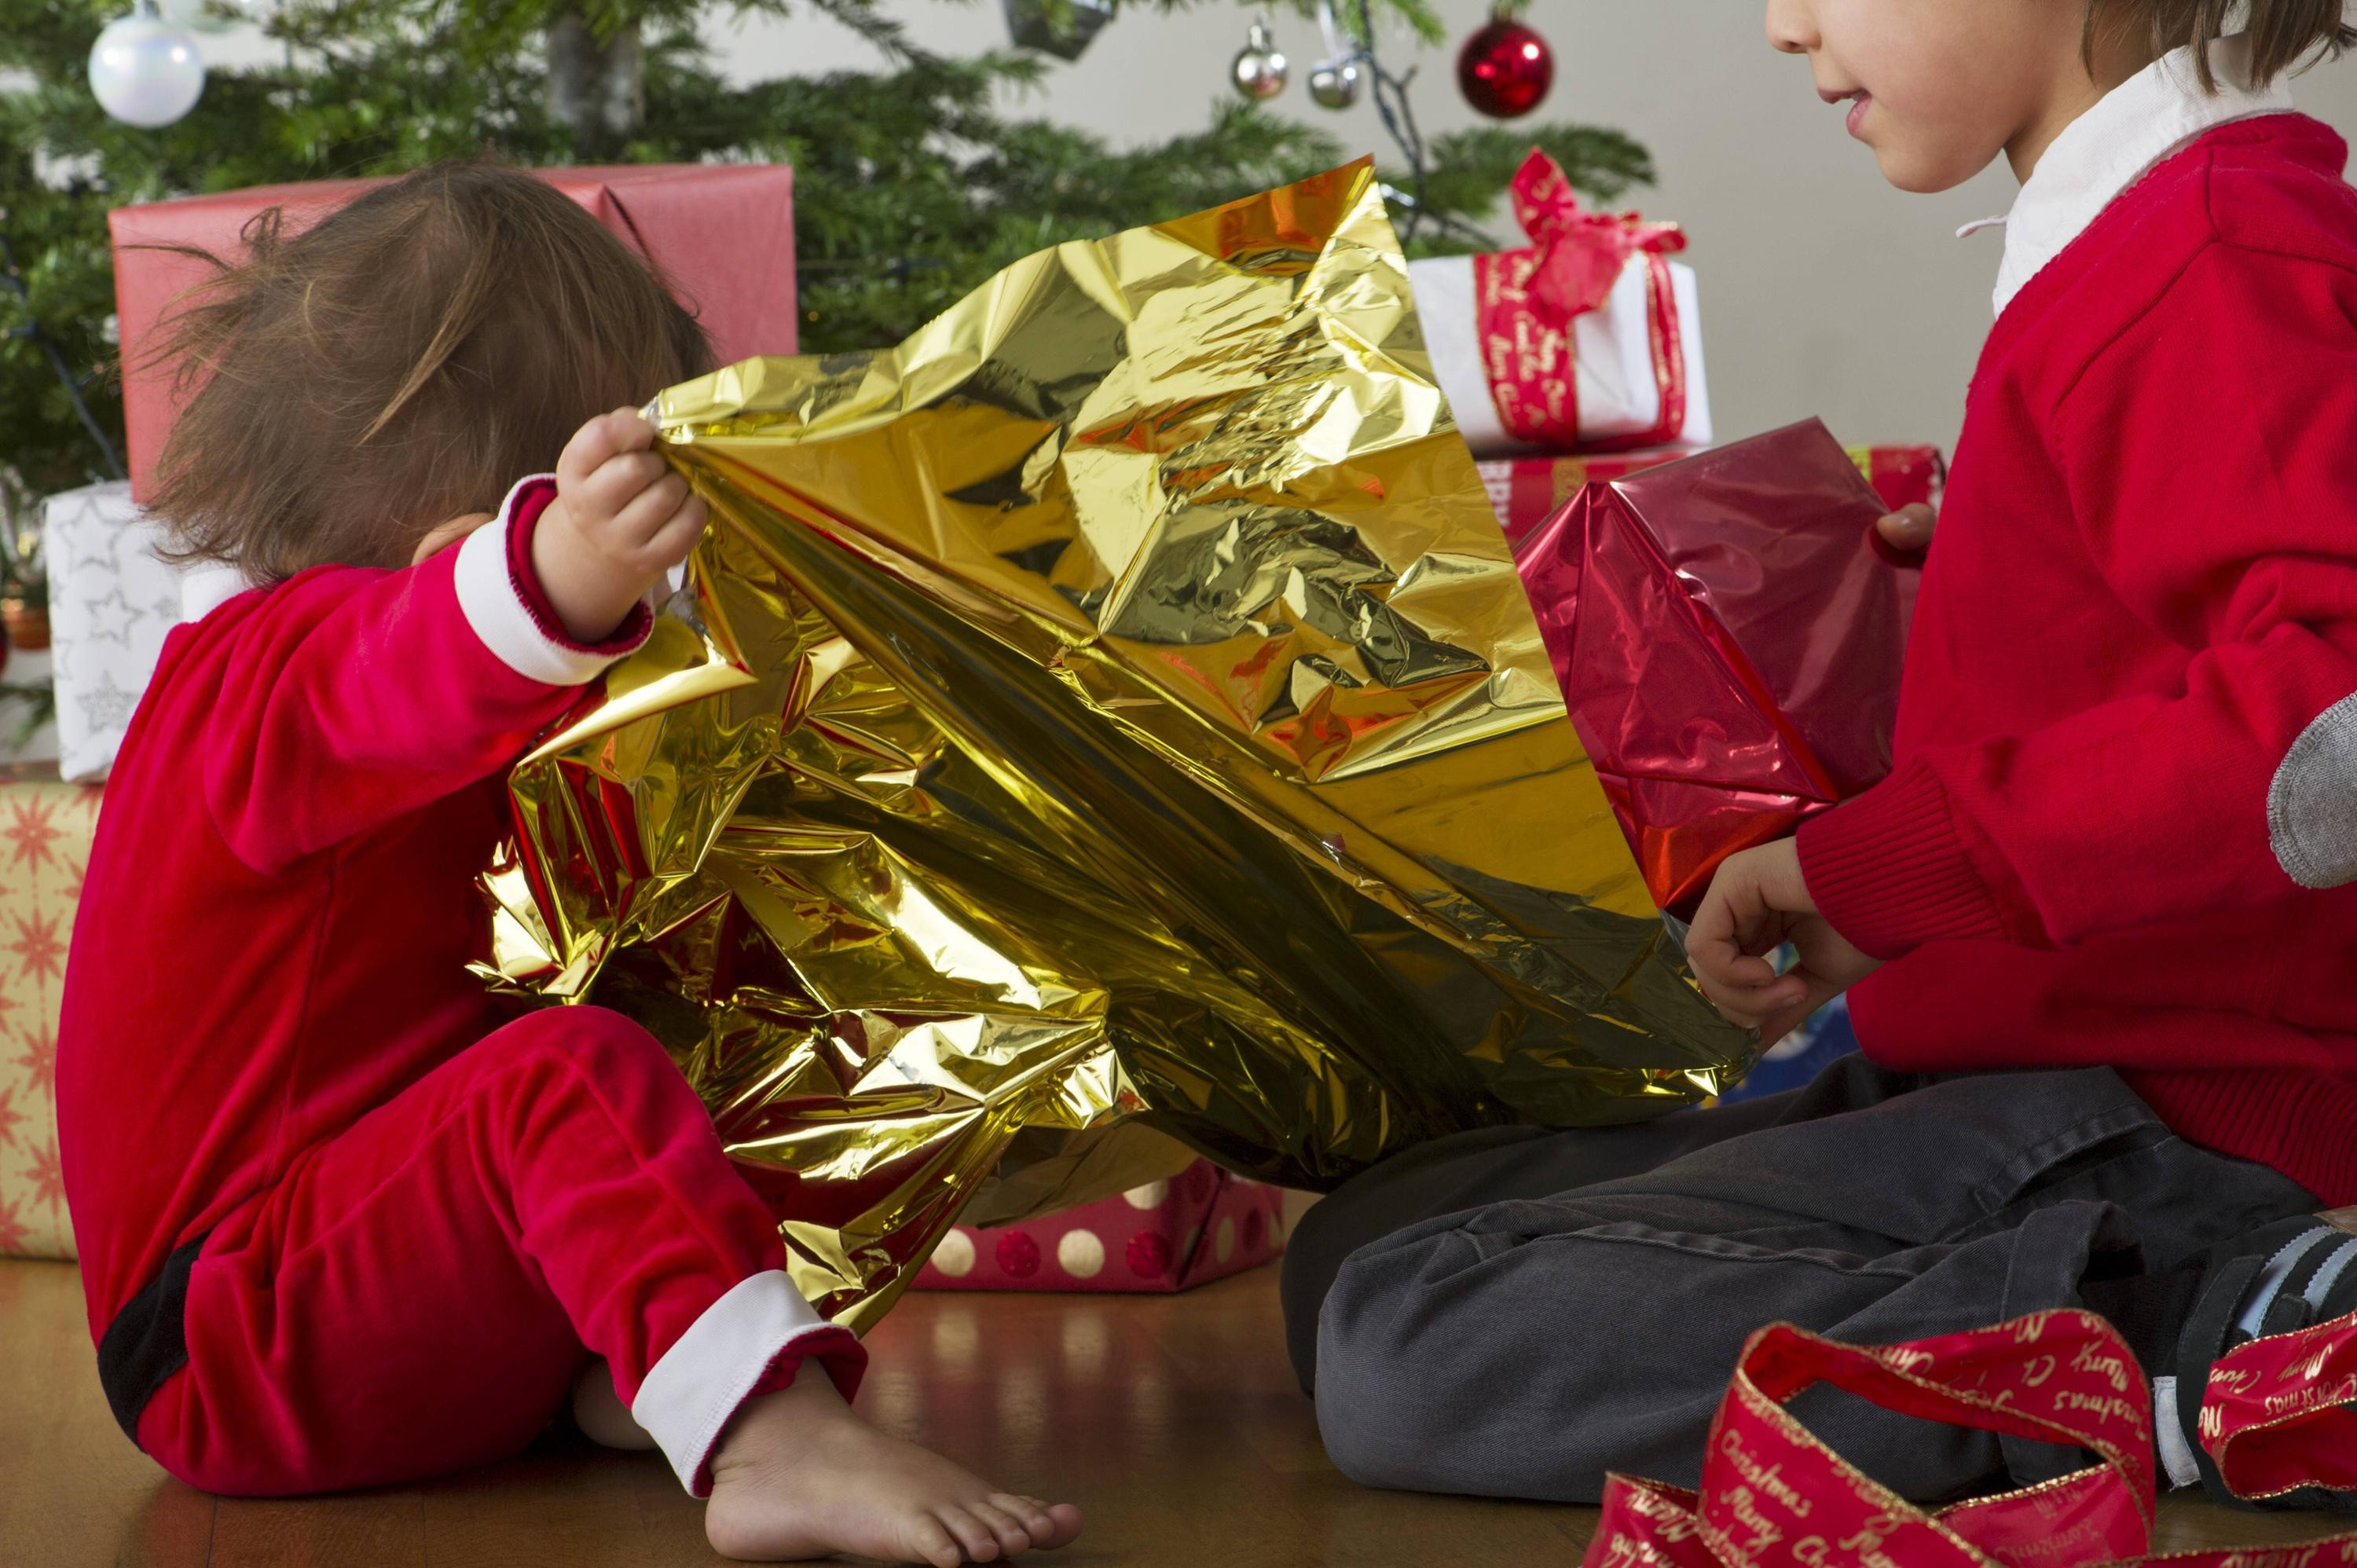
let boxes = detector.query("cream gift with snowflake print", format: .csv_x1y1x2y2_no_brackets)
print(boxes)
0,778,90,1258
41,482,189,783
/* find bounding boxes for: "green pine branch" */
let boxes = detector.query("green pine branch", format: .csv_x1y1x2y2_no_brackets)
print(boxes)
0,0,1650,493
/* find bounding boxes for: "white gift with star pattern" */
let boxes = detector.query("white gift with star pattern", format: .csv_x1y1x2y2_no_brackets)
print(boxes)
41,481,187,783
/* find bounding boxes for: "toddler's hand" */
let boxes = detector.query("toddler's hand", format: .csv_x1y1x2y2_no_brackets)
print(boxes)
1877,502,1937,552
533,407,709,643
1688,838,1880,1045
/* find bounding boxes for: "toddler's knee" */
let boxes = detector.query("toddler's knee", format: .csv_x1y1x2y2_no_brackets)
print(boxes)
484,1006,688,1100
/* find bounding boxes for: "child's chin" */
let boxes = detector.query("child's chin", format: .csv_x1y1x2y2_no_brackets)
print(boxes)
1872,140,1990,196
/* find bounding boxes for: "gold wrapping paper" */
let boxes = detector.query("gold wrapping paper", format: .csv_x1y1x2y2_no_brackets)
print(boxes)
478,159,1750,1331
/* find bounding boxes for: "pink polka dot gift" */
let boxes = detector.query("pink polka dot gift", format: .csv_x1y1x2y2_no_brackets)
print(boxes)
914,1160,1284,1294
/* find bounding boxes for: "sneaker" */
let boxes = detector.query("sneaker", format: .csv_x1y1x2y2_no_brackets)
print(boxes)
2167,1212,2357,1511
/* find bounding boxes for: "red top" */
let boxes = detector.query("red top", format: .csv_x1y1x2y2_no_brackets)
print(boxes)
56,479,649,1332
1798,116,2357,1205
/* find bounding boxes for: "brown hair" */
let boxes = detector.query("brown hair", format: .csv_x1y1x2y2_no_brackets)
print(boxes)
2087,0,2355,89
145,158,712,581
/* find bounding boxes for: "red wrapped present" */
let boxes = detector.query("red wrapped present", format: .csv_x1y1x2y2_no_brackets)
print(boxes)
1518,420,1918,919
1479,441,1943,545
1411,149,1711,456
911,1160,1284,1294
109,164,797,504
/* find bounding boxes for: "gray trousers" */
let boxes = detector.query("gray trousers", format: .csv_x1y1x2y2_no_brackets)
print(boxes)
1282,1058,2315,1504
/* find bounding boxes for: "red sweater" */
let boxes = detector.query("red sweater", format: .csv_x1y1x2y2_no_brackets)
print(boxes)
57,479,647,1333
1798,115,2357,1206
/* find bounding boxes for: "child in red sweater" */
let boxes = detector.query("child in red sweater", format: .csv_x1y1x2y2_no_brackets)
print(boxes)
1284,0,2357,1511
57,163,1080,1566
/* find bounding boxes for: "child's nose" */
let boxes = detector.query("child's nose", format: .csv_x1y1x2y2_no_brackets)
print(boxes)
1763,0,1818,55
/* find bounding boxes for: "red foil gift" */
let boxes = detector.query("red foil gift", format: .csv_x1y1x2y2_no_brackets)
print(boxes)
1517,420,1918,920
1480,441,1945,546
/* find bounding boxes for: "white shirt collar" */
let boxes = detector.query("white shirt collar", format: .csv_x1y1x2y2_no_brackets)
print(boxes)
1973,34,2293,317
179,562,254,623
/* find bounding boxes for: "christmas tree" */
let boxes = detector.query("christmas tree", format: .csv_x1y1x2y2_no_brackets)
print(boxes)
0,0,1653,503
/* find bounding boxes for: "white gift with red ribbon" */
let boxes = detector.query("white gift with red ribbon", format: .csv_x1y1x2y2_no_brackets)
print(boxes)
1410,149,1712,459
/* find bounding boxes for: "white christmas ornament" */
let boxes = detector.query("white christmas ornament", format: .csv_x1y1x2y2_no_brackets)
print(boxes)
89,8,207,129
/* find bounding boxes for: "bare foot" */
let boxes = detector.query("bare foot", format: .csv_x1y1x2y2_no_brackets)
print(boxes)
571,1359,657,1452
704,1374,1083,1565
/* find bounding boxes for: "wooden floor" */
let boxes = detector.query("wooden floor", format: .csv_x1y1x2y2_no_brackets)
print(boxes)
5,1258,2355,1567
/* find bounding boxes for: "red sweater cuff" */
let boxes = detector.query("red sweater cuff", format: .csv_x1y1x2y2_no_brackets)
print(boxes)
1795,763,2011,961
504,477,654,655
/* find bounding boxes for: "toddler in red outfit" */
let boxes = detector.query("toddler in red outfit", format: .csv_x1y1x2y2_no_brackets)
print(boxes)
57,161,1080,1566
1283,0,2357,1515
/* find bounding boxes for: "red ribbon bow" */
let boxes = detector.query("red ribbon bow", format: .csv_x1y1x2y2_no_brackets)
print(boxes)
1472,149,1691,452
1508,148,1688,327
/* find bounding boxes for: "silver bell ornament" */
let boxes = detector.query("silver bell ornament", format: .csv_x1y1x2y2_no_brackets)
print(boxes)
1307,59,1362,110
1231,23,1288,101
89,2,206,128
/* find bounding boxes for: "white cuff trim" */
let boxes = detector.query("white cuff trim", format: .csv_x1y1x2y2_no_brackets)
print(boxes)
453,474,632,688
2154,1376,2203,1489
633,1270,834,1497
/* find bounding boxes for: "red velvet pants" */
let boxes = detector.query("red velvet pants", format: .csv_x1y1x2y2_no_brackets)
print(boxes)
122,1007,862,1497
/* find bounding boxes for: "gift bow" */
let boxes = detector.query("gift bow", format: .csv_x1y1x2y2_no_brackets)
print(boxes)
1583,1311,2357,1568
1508,148,1688,328
1474,149,1690,451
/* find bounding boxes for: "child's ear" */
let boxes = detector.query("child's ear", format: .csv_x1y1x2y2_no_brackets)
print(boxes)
412,511,496,566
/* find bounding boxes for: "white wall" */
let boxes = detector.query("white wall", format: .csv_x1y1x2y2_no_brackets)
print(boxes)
706,0,2357,455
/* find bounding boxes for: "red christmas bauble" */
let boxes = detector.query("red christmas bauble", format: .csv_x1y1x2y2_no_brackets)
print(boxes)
1457,16,1553,119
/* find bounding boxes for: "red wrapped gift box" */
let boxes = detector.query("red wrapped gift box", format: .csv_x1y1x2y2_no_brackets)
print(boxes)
109,164,797,504
912,1160,1285,1294
1480,441,1943,546
1517,420,1919,920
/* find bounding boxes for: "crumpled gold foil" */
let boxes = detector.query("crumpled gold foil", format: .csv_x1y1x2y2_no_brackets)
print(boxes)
478,159,1750,1332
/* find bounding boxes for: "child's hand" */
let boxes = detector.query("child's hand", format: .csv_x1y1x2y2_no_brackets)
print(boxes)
1877,502,1936,552
533,407,709,643
1688,838,1880,1044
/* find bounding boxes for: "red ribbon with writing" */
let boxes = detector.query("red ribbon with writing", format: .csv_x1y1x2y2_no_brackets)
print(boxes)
1583,1311,2357,1568
2201,1304,2357,1505
1472,148,1690,452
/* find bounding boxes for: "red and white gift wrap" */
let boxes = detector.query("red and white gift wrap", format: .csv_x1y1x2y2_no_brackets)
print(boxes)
1479,441,1944,547
912,1160,1284,1294
1582,1307,2357,1568
108,164,798,504
1411,150,1711,456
